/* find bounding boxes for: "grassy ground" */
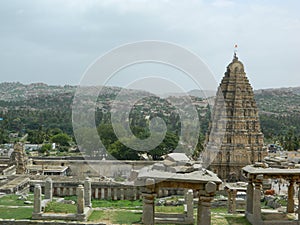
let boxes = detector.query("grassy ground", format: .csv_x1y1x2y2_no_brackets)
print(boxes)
0,193,35,206
44,201,77,213
91,199,142,209
0,207,33,219
0,195,250,224
155,205,184,213
88,210,142,224
211,207,251,225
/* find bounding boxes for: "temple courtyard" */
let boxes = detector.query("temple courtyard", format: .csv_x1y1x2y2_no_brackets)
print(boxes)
0,193,250,225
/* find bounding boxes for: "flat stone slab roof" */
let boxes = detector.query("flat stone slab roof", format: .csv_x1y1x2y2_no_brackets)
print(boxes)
137,167,222,184
224,182,247,191
0,176,30,191
27,165,68,173
136,153,222,186
166,153,190,162
243,165,300,176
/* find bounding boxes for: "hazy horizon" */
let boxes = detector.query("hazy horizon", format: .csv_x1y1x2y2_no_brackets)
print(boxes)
1,1,299,92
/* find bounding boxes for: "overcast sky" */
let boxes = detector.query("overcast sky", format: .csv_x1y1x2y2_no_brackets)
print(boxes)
0,0,300,91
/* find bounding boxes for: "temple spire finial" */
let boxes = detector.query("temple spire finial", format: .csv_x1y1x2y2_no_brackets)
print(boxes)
233,44,238,61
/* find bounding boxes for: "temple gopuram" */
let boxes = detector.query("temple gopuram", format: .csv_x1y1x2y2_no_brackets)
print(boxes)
205,53,266,181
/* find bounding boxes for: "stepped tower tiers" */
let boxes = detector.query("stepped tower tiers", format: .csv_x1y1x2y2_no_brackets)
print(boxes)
10,142,28,174
204,53,265,181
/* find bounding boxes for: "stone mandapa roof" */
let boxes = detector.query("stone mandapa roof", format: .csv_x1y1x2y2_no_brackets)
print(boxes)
27,165,69,173
136,153,222,184
243,164,300,176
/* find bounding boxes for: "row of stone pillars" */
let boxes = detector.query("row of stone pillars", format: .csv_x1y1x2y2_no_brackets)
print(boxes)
94,187,138,200
33,177,92,215
246,176,300,221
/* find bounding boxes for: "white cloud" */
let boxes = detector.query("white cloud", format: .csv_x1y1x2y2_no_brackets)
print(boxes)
0,0,299,89
211,0,234,8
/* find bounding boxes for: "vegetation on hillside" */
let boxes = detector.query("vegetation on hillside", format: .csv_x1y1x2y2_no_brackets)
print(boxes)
1,83,300,159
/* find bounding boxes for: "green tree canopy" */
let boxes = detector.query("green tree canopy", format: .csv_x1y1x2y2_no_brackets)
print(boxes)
51,133,71,147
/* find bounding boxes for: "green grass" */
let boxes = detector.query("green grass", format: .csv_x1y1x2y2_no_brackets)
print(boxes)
211,215,251,225
155,205,184,213
0,207,32,219
211,207,228,213
211,207,251,225
64,195,77,203
89,207,250,225
88,210,107,221
89,210,142,224
44,201,76,214
112,211,142,224
0,194,35,206
91,199,142,208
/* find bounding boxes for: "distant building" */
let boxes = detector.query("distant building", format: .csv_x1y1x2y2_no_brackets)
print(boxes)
26,165,69,176
205,53,266,181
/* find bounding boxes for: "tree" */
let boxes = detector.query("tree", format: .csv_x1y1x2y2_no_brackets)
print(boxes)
108,139,140,160
0,129,9,144
279,127,300,151
51,133,71,147
27,128,47,144
148,132,179,160
40,143,52,153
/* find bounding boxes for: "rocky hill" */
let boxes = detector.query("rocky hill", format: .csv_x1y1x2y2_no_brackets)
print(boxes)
0,82,299,144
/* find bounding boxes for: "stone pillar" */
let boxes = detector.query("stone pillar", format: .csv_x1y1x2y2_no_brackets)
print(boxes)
227,190,233,213
253,181,262,219
95,188,99,199
158,189,163,198
84,177,92,207
101,188,105,200
287,179,295,213
107,187,112,200
45,177,53,200
63,187,67,196
113,188,118,200
186,189,194,222
33,184,42,214
142,178,156,225
57,187,61,196
246,181,253,214
164,189,169,197
197,196,213,225
69,187,74,196
197,181,216,225
77,185,85,214
133,188,137,200
120,188,124,200
232,189,237,213
297,183,300,221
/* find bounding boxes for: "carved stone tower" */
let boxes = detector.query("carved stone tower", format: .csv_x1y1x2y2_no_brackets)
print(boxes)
205,53,265,181
10,142,27,174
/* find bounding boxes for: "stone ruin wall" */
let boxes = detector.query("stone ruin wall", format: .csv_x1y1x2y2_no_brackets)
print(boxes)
31,159,155,177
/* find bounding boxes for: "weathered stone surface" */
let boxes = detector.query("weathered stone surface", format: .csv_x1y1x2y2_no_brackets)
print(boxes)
45,177,53,200
172,166,194,174
163,160,177,167
10,142,27,174
152,163,166,171
84,177,91,207
33,184,42,214
205,54,265,180
77,185,84,214
166,153,190,162
205,181,216,194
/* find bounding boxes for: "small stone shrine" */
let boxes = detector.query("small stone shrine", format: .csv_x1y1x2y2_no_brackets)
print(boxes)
243,164,300,225
135,153,222,225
